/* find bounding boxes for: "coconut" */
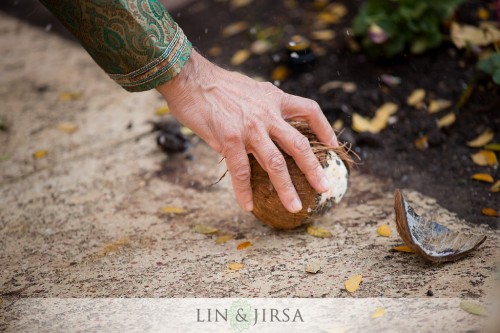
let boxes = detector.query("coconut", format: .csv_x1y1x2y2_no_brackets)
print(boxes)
249,121,353,229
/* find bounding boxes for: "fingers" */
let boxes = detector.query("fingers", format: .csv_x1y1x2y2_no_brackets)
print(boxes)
250,136,303,213
270,122,330,194
281,94,339,147
224,145,254,212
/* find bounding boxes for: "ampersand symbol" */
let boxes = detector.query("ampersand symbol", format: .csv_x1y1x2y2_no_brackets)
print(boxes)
236,308,248,322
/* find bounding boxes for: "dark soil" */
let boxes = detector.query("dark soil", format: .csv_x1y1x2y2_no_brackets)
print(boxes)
2,0,498,228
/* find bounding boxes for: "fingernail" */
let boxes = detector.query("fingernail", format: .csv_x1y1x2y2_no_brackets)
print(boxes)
244,201,253,212
290,197,302,213
319,176,330,192
330,137,339,147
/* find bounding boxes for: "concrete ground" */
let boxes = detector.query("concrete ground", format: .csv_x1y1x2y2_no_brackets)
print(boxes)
0,13,499,331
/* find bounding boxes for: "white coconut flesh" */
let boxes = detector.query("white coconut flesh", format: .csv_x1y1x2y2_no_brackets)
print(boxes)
318,151,349,205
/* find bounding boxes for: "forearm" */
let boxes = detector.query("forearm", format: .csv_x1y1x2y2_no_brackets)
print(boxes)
40,0,192,92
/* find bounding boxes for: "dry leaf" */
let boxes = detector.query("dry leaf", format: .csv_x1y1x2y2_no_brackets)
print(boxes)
332,119,344,131
407,89,426,107
342,82,357,93
250,40,272,55
230,49,251,66
437,113,456,128
428,99,452,114
305,261,321,274
484,143,500,151
180,126,194,136
319,81,356,93
490,180,500,193
222,21,249,37
194,224,218,234
471,173,494,183
460,301,488,316
371,307,385,319
215,234,233,244
271,65,290,81
370,103,398,133
392,245,414,253
467,129,494,148
306,225,332,238
230,0,252,9
345,274,362,293
311,30,336,41
57,122,78,134
477,8,489,20
237,241,252,250
471,150,498,167
415,135,429,151
155,106,170,116
160,206,186,214
33,150,48,159
59,92,82,101
481,207,499,217
451,22,500,49
377,225,391,237
208,46,222,57
352,113,372,133
228,262,244,270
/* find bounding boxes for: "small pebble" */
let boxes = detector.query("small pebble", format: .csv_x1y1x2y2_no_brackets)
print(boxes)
426,289,434,297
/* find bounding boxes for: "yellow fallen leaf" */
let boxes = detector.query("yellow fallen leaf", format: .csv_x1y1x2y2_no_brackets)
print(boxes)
377,225,391,237
490,180,500,193
428,99,452,114
222,21,249,37
319,81,356,94
407,89,426,107
415,135,429,151
352,113,372,133
371,307,385,319
250,40,272,55
228,262,244,270
310,29,336,41
230,0,252,9
306,225,332,238
467,129,494,148
160,206,186,214
305,261,321,274
271,65,290,81
460,301,488,316
471,173,494,183
437,113,456,128
451,22,500,49
180,126,194,136
477,8,489,20
332,119,344,131
208,46,222,57
33,150,48,159
230,49,251,66
57,122,78,134
155,106,170,116
215,234,233,244
370,103,398,133
484,143,500,151
318,3,347,24
481,207,499,217
345,274,362,293
59,92,82,102
471,150,498,167
392,245,414,253
237,241,252,250
194,224,218,234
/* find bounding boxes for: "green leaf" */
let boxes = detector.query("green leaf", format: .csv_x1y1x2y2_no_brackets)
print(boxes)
484,143,500,151
460,301,488,316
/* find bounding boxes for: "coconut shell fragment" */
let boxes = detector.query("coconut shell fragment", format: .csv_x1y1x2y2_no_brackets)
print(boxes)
394,189,486,263
249,121,353,229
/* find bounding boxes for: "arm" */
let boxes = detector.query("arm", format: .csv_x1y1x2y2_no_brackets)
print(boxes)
42,0,338,213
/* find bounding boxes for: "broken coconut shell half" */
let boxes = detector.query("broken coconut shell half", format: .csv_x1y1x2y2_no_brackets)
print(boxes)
394,189,487,263
249,121,353,229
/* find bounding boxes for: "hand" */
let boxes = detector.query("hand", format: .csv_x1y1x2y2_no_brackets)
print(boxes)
157,50,338,213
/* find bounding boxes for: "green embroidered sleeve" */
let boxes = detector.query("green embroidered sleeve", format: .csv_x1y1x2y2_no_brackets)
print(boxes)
40,0,192,92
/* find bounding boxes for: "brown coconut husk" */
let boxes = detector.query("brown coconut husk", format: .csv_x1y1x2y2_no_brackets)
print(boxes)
250,121,354,229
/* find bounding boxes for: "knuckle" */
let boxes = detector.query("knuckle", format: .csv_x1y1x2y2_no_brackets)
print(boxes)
306,100,321,114
267,151,286,172
233,164,251,183
224,130,241,145
293,134,311,153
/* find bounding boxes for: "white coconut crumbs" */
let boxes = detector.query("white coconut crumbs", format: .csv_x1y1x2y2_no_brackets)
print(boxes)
318,151,348,205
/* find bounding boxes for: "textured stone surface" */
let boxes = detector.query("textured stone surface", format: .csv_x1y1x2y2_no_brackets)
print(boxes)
0,14,498,331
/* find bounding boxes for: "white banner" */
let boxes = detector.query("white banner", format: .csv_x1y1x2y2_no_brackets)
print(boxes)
2,298,497,333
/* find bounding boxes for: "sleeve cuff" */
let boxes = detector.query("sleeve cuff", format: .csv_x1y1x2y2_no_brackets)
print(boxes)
108,25,192,92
